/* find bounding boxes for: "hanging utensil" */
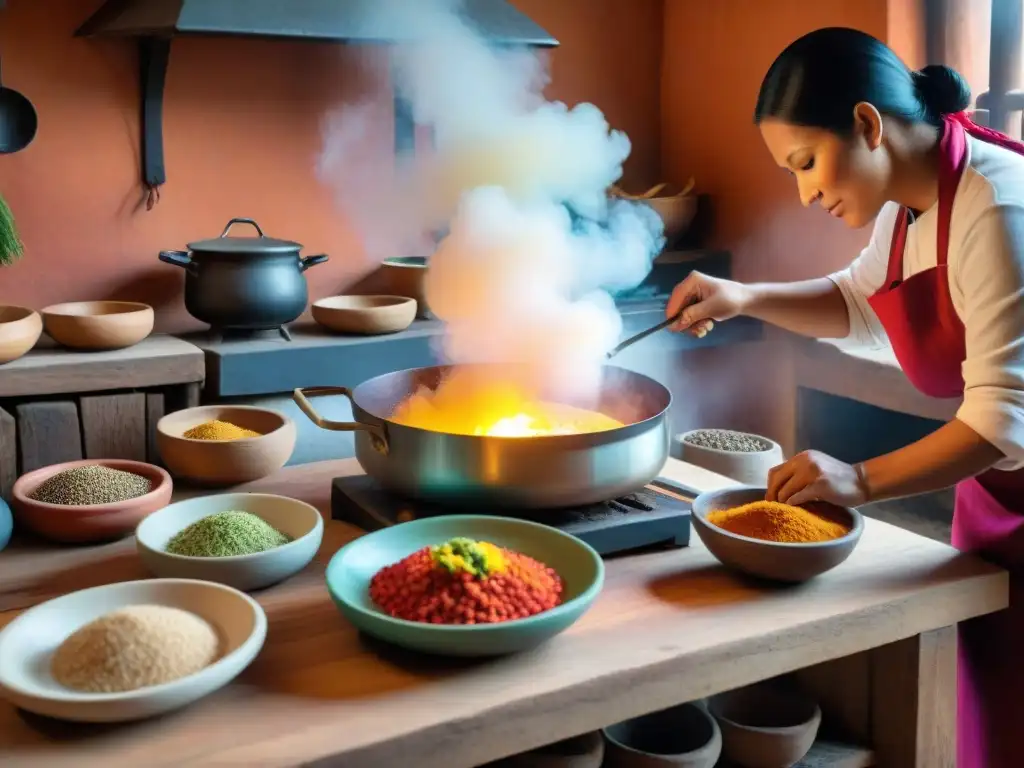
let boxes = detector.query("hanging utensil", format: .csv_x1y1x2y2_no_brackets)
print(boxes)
0,52,37,154
606,302,713,360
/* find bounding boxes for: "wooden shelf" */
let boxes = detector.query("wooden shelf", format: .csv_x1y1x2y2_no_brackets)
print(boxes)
0,334,204,398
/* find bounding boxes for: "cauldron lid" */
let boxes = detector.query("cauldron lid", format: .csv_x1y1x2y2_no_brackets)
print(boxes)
188,217,302,255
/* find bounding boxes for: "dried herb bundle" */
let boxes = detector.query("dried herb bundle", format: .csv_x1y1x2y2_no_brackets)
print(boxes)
0,194,24,266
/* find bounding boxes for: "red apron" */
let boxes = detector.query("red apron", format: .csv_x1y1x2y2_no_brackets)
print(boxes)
867,113,1024,768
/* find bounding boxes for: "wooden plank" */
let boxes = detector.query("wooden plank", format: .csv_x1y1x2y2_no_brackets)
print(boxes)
15,401,83,473
79,393,147,461
0,458,1005,768
789,335,960,422
795,653,872,746
0,334,204,398
146,391,165,464
870,627,957,768
0,406,15,500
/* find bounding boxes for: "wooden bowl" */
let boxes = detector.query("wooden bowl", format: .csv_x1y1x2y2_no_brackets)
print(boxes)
312,295,417,335
709,683,821,768
11,459,173,544
156,405,296,487
379,257,430,318
691,486,864,583
42,301,154,350
0,305,41,364
646,195,698,241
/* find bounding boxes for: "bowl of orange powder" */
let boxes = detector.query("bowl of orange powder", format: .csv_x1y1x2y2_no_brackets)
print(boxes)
325,515,604,656
691,486,864,583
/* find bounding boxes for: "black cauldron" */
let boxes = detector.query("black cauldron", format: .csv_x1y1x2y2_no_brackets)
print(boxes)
159,218,328,334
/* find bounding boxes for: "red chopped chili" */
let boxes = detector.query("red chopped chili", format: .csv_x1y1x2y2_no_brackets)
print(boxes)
369,543,564,625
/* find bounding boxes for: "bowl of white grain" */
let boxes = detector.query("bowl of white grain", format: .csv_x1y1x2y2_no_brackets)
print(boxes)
0,578,266,723
673,429,784,486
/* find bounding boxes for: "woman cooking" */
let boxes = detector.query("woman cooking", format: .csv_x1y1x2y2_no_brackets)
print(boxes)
666,26,1024,768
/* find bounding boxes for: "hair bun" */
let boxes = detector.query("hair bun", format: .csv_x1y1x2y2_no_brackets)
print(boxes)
914,64,972,117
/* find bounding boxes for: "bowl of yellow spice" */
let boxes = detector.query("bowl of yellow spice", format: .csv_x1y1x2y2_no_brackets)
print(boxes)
156,405,296,486
135,492,323,591
691,486,864,583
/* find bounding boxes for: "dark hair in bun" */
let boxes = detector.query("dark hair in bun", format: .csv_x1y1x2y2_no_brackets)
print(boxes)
914,64,972,118
755,27,971,135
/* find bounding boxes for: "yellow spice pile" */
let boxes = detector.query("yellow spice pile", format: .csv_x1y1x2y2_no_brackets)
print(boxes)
706,500,850,543
183,419,261,441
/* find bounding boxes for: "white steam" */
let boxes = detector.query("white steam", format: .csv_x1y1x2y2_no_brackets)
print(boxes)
318,0,664,404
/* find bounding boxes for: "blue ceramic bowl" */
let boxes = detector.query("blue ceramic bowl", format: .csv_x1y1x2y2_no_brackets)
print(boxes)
325,515,604,656
0,498,11,552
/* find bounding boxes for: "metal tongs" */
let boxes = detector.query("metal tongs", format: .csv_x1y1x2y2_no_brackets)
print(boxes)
606,301,713,360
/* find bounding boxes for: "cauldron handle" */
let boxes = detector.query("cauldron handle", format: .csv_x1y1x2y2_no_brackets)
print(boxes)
292,386,389,455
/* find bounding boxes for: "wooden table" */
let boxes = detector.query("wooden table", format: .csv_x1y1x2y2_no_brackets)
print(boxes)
0,459,1008,768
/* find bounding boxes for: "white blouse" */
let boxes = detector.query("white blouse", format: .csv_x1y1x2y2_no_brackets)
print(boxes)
829,136,1024,471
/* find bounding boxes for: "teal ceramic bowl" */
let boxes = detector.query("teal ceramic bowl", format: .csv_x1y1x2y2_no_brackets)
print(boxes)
325,515,604,656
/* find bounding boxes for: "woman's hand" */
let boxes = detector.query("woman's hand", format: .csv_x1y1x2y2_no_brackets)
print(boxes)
666,271,752,336
766,450,869,507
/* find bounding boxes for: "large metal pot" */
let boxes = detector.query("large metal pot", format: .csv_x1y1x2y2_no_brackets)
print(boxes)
293,364,671,508
159,217,329,331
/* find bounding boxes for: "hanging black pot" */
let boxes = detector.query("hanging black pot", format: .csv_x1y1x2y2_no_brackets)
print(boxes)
159,218,328,338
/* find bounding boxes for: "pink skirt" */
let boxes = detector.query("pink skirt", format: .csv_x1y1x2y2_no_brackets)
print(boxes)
953,476,1024,768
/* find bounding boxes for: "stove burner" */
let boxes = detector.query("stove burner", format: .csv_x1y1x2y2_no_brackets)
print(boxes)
206,326,292,343
330,475,696,556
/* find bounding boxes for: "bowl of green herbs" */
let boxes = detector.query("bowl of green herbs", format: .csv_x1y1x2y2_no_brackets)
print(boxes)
135,492,323,592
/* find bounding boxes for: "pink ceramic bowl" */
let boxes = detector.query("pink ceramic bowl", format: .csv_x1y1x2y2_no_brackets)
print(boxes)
12,459,173,544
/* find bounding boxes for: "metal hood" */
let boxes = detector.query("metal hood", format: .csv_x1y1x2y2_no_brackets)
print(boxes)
75,0,558,47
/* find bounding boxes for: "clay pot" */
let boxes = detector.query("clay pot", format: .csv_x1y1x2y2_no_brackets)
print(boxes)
42,301,154,350
603,702,722,767
12,459,173,544
312,295,417,335
0,304,41,363
156,405,296,486
709,683,821,768
379,257,430,319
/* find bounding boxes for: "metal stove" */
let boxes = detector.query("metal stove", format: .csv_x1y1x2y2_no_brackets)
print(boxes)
331,475,696,556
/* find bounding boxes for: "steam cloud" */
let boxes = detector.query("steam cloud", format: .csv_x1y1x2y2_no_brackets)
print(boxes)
318,0,665,405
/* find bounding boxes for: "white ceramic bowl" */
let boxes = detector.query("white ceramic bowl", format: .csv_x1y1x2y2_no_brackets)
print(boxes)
0,578,266,723
135,492,324,591
673,430,784,485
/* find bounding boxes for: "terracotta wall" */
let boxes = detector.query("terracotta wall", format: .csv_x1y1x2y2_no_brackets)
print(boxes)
0,0,664,333
661,0,925,283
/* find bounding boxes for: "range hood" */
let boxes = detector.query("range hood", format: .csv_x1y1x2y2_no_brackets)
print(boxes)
75,1,557,209
76,0,558,47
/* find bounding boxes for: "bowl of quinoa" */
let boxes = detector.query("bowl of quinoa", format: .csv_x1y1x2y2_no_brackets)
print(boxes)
11,459,173,543
326,515,604,656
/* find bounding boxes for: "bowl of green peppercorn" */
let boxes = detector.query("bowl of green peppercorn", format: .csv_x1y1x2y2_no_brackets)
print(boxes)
135,492,323,591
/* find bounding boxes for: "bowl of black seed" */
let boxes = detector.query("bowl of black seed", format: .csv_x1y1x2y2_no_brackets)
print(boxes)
12,459,173,544
673,429,784,485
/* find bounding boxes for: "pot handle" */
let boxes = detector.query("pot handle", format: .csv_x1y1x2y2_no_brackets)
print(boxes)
158,250,198,276
292,386,389,455
299,254,329,272
220,217,265,238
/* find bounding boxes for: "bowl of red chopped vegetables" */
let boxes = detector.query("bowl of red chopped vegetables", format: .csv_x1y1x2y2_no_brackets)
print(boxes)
325,515,604,656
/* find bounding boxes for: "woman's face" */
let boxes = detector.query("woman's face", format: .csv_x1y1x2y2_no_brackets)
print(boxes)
759,109,888,229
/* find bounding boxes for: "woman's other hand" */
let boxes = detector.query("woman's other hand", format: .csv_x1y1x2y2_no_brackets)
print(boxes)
666,271,752,336
766,450,869,507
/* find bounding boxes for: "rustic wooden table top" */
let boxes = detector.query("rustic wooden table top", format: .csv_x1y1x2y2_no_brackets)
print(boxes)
0,458,1008,768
